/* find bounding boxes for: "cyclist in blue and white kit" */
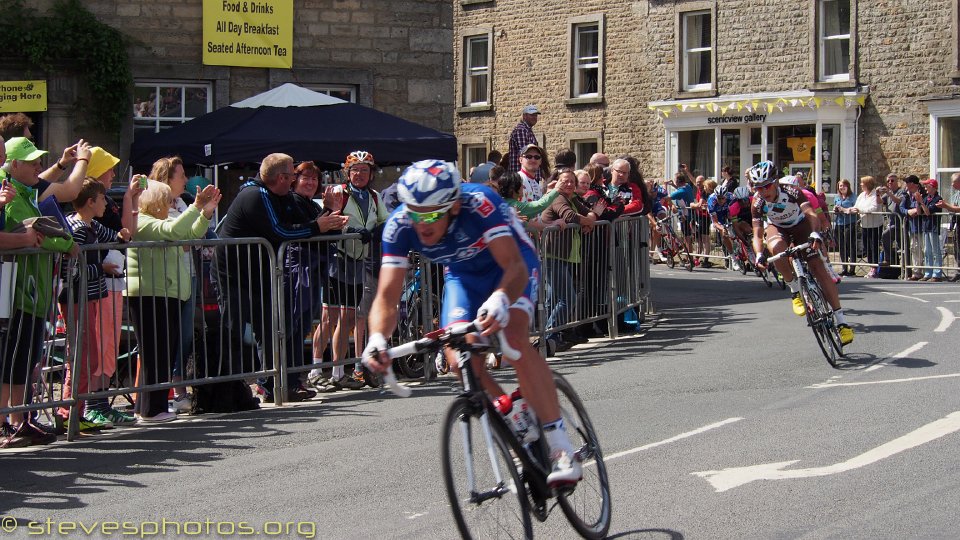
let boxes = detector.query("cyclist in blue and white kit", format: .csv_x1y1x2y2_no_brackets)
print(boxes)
707,184,741,271
363,160,582,486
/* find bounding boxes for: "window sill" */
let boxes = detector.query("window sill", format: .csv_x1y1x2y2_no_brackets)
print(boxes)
457,104,493,114
460,0,493,5
809,79,858,91
565,96,604,106
674,89,716,100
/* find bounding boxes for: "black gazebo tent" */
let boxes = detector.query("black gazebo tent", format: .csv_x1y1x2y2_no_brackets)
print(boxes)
129,83,457,168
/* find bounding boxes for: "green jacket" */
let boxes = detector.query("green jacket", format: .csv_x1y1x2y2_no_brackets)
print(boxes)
126,206,210,300
1,177,75,317
507,189,561,219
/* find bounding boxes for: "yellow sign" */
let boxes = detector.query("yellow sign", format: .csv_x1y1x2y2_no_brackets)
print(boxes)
0,80,47,113
202,0,293,69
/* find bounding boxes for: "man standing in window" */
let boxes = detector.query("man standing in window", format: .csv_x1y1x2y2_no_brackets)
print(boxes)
508,105,540,177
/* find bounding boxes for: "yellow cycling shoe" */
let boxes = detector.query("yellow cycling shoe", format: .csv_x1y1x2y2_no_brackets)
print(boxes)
838,324,854,346
791,293,806,316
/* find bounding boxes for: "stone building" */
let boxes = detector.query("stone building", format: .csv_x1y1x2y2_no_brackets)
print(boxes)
453,0,960,201
0,0,453,181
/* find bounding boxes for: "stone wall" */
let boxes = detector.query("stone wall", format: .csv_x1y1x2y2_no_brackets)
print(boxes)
454,0,960,179
0,0,453,169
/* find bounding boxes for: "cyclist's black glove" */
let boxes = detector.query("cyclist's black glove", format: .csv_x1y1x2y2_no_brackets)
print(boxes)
756,253,767,267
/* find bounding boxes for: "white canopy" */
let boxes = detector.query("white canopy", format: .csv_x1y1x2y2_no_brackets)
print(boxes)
230,82,347,108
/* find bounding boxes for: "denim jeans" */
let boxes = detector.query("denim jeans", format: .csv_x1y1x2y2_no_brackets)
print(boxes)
922,231,944,277
545,259,575,334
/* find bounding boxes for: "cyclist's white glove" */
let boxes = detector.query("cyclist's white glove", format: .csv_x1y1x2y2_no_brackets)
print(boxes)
478,290,511,327
362,332,390,370
808,231,823,244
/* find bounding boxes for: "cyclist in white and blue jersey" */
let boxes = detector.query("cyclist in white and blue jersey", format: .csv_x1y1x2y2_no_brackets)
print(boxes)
363,160,582,487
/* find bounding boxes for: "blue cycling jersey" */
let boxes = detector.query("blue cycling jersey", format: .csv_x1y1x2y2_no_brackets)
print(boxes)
381,183,538,271
381,184,539,326
707,193,731,224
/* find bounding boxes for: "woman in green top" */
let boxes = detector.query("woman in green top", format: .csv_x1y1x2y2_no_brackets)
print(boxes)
127,179,220,422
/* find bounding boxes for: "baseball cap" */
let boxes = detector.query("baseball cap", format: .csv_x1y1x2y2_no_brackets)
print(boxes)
522,104,540,115
922,178,938,189
86,147,120,178
4,137,47,162
519,143,543,156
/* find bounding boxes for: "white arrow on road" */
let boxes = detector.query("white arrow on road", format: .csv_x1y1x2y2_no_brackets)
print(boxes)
692,411,960,492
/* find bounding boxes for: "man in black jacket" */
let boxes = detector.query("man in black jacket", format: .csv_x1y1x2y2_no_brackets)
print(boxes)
214,153,347,405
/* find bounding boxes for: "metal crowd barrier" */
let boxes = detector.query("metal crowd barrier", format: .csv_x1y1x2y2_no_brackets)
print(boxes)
1,217,653,438
677,206,959,280
13,238,279,439
1,248,74,428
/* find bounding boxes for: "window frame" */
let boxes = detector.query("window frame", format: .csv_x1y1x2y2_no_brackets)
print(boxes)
681,10,713,92
810,0,858,88
566,132,603,168
572,23,600,99
133,81,213,135
458,137,490,179
566,14,605,105
458,27,494,113
674,4,716,98
306,85,357,103
927,100,960,206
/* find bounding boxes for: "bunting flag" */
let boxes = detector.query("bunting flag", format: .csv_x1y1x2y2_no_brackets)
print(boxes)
650,93,865,119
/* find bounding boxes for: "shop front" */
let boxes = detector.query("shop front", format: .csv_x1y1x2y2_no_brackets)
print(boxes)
649,90,867,194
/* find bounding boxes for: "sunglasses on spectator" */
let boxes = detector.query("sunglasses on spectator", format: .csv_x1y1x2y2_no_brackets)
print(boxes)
522,154,542,160
407,203,454,224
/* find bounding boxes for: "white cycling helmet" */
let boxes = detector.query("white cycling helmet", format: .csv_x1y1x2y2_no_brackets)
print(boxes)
397,159,461,207
779,174,801,187
747,161,778,187
733,186,751,200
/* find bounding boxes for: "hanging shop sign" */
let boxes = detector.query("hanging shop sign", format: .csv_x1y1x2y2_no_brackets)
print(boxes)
0,80,47,113
202,0,293,69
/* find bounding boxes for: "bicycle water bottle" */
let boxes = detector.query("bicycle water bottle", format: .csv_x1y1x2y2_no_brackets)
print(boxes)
509,389,540,444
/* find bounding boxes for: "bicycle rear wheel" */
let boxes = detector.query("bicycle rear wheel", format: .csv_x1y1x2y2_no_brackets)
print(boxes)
800,279,840,367
442,397,533,539
553,373,612,539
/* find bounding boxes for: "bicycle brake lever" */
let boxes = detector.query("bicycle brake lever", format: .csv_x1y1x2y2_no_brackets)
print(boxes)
494,330,521,362
361,355,412,398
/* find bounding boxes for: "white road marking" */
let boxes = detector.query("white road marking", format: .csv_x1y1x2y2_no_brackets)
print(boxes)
914,292,960,296
603,418,743,463
405,512,428,520
807,372,960,388
881,291,928,303
692,411,960,492
946,300,960,303
816,342,927,376
935,307,957,333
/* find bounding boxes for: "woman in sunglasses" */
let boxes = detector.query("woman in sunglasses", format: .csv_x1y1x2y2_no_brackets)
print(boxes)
363,160,583,488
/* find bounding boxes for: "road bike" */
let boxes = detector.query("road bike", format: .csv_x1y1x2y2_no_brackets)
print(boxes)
656,216,693,272
395,254,443,378
768,242,845,367
368,322,612,539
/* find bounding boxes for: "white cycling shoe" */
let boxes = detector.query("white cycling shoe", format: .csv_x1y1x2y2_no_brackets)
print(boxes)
547,449,583,487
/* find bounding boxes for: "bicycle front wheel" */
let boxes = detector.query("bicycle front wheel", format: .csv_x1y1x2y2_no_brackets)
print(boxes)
442,397,533,539
800,279,840,367
553,373,612,539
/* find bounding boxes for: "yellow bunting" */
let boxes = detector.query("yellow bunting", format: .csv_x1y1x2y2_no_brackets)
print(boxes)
705,103,716,112
813,97,822,108
856,95,867,106
834,97,845,106
766,103,775,113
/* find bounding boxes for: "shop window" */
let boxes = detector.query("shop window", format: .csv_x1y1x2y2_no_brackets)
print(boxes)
463,30,493,107
935,115,960,204
681,10,713,92
134,82,212,139
818,0,851,82
308,85,357,102
820,124,841,193
567,14,604,103
677,130,715,179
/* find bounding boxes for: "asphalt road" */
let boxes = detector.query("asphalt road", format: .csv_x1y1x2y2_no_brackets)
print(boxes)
3,264,960,539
